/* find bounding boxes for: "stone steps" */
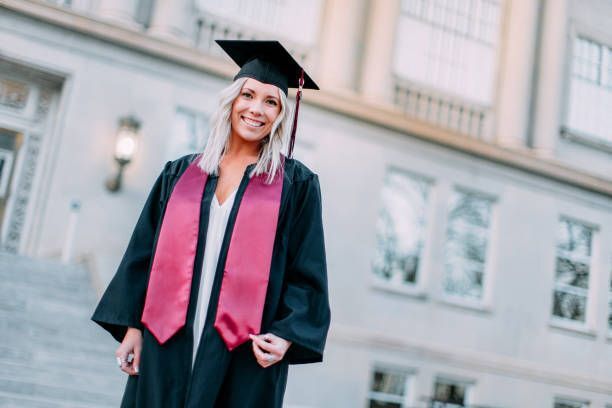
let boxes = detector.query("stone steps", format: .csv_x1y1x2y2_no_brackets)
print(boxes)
0,253,122,407
0,361,123,395
0,390,114,408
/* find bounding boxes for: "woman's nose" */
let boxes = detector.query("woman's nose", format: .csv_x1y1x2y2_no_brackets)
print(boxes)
247,99,265,116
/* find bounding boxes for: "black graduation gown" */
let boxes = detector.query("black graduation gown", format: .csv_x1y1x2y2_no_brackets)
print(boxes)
91,154,330,408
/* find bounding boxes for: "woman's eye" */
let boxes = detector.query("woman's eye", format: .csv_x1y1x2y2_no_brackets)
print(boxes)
266,99,278,106
242,92,252,98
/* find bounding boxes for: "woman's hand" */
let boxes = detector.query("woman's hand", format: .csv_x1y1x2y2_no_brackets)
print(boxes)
116,327,142,375
249,333,292,368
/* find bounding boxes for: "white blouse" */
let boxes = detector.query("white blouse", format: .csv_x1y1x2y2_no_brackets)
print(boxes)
192,188,238,365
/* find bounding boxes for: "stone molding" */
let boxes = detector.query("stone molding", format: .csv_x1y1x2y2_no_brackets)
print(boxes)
330,324,612,395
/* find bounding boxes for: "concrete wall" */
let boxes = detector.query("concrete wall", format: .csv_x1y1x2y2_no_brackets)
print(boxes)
1,1,611,407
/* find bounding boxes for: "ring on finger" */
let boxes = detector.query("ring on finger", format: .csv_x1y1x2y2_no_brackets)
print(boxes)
116,357,126,367
264,354,275,363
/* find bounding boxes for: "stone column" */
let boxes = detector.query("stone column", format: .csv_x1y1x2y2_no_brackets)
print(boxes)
316,0,368,93
494,0,540,149
531,0,569,157
147,0,193,44
96,0,141,29
359,0,401,105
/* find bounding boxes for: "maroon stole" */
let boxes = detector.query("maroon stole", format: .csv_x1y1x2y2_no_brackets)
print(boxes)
141,158,283,350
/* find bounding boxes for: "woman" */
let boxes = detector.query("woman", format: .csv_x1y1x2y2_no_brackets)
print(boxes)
91,40,330,408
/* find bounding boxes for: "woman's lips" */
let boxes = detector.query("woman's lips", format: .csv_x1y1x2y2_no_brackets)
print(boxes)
241,116,264,127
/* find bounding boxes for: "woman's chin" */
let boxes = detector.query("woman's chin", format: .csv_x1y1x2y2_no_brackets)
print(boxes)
234,131,267,144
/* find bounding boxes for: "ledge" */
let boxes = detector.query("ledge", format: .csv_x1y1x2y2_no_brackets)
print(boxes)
2,0,612,198
370,278,428,300
561,126,612,155
549,318,598,339
329,324,612,394
436,295,493,315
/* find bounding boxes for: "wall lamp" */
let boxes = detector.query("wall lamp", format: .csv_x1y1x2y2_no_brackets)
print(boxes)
105,115,141,192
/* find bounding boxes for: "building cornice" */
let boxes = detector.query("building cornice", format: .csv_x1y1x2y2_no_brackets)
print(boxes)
331,324,612,394
2,0,612,198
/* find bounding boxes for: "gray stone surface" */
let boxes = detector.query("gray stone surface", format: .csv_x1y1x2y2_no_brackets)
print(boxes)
0,253,124,407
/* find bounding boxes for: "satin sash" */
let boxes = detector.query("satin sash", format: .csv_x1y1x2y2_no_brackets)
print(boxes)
141,158,283,349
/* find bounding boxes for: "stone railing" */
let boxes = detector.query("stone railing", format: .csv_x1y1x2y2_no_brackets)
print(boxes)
393,76,493,141
193,11,313,67
45,0,94,13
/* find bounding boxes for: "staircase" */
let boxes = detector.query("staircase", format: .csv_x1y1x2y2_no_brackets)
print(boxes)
0,253,124,407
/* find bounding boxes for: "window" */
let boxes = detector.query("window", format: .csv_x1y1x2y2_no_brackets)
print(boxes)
431,377,471,407
565,36,612,145
166,107,209,163
443,190,494,300
551,219,595,324
368,367,411,408
608,264,612,334
372,168,431,288
553,397,590,408
393,0,501,105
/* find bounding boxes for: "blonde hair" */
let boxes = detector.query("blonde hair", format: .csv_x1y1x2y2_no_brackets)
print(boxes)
197,77,291,184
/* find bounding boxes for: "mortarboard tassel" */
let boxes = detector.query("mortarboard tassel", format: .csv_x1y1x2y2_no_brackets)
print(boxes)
288,69,305,159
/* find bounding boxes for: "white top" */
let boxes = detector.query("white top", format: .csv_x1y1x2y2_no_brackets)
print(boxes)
192,188,238,365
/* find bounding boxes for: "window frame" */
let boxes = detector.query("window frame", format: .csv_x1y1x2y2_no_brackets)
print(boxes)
560,24,612,152
370,165,436,299
553,396,591,408
438,185,498,311
367,364,416,408
430,375,475,407
549,215,599,335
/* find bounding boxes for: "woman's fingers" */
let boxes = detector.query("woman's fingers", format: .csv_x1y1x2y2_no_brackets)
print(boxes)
132,345,141,375
115,328,143,376
115,346,132,375
249,334,281,368
249,334,278,354
251,340,268,366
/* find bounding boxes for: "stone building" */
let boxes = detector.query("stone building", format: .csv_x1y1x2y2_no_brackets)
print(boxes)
0,0,611,407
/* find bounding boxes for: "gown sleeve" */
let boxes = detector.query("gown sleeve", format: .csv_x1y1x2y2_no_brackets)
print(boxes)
91,162,172,343
268,174,331,364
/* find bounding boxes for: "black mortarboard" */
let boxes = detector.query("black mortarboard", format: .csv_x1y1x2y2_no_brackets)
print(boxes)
215,40,319,95
216,40,319,158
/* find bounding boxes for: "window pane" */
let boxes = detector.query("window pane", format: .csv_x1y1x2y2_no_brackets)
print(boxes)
566,37,612,143
395,0,501,106
369,401,402,408
608,266,612,330
557,219,593,257
554,399,589,408
371,370,407,396
167,107,209,162
432,378,468,406
555,257,590,289
372,169,430,286
608,298,612,331
552,290,587,322
443,191,493,299
368,368,409,408
552,219,594,323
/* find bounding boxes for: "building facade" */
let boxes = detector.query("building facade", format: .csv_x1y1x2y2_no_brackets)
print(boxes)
0,0,611,407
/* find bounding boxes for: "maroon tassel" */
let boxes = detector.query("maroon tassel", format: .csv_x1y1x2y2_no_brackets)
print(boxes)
288,69,305,159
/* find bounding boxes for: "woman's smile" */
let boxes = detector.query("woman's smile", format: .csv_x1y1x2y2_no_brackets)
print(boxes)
241,116,265,127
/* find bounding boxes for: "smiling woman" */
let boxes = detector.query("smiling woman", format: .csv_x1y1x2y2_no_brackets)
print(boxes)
91,40,330,408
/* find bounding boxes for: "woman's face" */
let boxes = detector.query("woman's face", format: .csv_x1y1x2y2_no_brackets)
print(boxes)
230,78,282,145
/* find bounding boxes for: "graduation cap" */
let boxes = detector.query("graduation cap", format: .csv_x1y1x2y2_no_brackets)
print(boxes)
216,40,319,158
